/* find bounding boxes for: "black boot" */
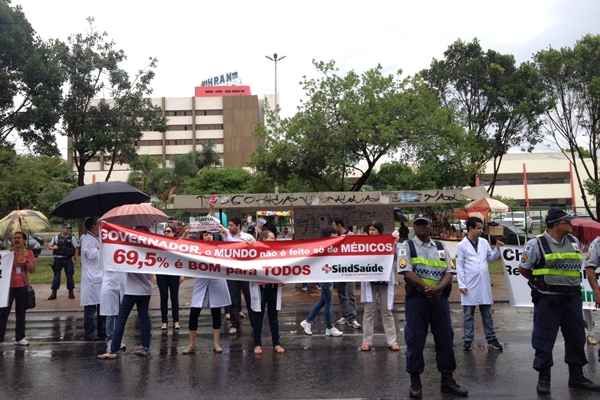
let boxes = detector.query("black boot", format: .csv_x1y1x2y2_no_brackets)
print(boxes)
409,373,422,399
568,365,600,392
537,369,551,395
47,290,57,300
441,372,469,397
68,289,75,299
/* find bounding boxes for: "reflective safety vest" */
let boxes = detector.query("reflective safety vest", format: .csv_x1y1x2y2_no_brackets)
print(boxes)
406,239,452,297
532,234,583,293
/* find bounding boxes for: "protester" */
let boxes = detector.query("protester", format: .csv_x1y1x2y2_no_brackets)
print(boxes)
331,219,361,329
250,229,285,354
0,231,36,345
99,248,126,353
98,226,154,359
220,217,255,336
584,236,600,358
47,223,79,300
400,215,468,398
300,227,344,337
456,216,504,352
519,208,600,394
156,227,181,331
80,218,105,341
183,230,231,354
360,222,399,352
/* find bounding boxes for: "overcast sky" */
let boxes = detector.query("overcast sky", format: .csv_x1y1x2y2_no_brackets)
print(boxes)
14,0,600,156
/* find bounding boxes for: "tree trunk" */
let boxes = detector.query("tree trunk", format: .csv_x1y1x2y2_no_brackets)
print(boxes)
77,163,86,186
105,150,118,182
487,154,504,196
350,163,375,192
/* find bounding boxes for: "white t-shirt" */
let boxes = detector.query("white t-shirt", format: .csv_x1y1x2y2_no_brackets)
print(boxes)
223,230,254,243
125,273,153,296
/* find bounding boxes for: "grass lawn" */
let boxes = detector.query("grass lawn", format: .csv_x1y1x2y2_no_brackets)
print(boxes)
28,257,81,285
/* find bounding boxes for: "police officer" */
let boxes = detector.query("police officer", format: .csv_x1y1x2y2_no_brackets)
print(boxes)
584,235,600,359
519,208,600,395
47,223,79,300
399,215,468,398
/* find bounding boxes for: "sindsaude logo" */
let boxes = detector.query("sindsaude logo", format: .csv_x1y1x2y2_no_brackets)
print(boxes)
326,263,384,274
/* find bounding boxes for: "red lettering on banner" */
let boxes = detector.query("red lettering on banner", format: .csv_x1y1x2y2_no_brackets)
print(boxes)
100,222,395,262
264,265,311,276
189,261,221,272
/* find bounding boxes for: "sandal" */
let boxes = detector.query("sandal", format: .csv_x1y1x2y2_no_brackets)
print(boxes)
182,347,196,355
213,346,223,353
274,345,286,353
360,343,372,352
254,346,263,355
97,352,117,360
388,344,401,352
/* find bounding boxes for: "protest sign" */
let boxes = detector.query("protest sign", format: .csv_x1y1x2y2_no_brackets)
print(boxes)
0,251,14,307
189,215,221,232
101,222,395,284
502,245,597,310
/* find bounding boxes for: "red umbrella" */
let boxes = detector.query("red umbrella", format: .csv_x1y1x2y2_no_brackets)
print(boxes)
570,217,600,246
99,203,168,228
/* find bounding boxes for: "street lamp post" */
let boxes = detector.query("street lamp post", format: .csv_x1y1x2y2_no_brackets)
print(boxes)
265,53,286,112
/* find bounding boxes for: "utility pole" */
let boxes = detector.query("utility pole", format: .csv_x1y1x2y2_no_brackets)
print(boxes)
265,53,286,112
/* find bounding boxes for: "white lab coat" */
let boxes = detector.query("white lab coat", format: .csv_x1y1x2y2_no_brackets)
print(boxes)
190,278,232,308
455,236,501,306
360,268,396,311
100,269,126,316
80,233,103,306
249,283,283,312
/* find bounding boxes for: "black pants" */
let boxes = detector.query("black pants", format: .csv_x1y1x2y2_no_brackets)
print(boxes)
51,258,75,291
405,294,456,374
227,280,252,331
532,293,587,371
189,307,222,330
84,304,106,340
250,285,280,347
0,287,28,342
156,275,180,323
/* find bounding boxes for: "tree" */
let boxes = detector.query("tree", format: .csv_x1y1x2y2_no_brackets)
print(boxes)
0,148,76,216
254,61,455,192
60,18,165,186
183,168,254,195
0,0,64,155
422,38,547,194
127,155,159,194
535,34,600,219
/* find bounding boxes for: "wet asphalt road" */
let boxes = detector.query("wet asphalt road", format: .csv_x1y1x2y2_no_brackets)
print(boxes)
1,305,600,400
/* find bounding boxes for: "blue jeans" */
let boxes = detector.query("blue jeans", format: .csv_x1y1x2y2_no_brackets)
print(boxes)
84,305,105,340
463,304,497,343
105,316,118,347
335,282,357,322
110,295,151,353
51,258,75,290
307,283,333,329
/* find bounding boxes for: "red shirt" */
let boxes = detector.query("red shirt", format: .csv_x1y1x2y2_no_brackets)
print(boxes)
10,250,35,288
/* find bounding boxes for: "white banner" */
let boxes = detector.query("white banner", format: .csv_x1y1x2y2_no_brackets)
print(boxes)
501,245,597,310
100,222,395,284
0,251,14,308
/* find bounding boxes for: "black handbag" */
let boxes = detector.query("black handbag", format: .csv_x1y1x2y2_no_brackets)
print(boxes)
25,285,36,309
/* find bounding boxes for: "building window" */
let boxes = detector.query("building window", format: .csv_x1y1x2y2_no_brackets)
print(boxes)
480,172,571,186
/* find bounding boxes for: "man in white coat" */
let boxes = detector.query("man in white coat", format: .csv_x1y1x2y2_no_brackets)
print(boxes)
80,218,105,341
456,216,504,352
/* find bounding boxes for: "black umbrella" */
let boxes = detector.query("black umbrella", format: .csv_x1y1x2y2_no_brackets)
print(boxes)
52,182,151,218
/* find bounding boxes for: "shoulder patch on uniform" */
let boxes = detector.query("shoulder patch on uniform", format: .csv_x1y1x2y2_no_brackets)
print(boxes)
399,259,407,269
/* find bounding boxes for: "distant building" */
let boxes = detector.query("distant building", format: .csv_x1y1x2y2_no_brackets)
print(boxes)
69,85,266,184
480,152,594,208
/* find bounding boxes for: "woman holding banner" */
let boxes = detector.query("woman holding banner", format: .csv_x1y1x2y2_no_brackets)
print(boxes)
300,227,344,337
98,226,154,359
156,227,181,331
359,222,400,352
0,231,36,345
183,230,231,354
249,229,285,354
